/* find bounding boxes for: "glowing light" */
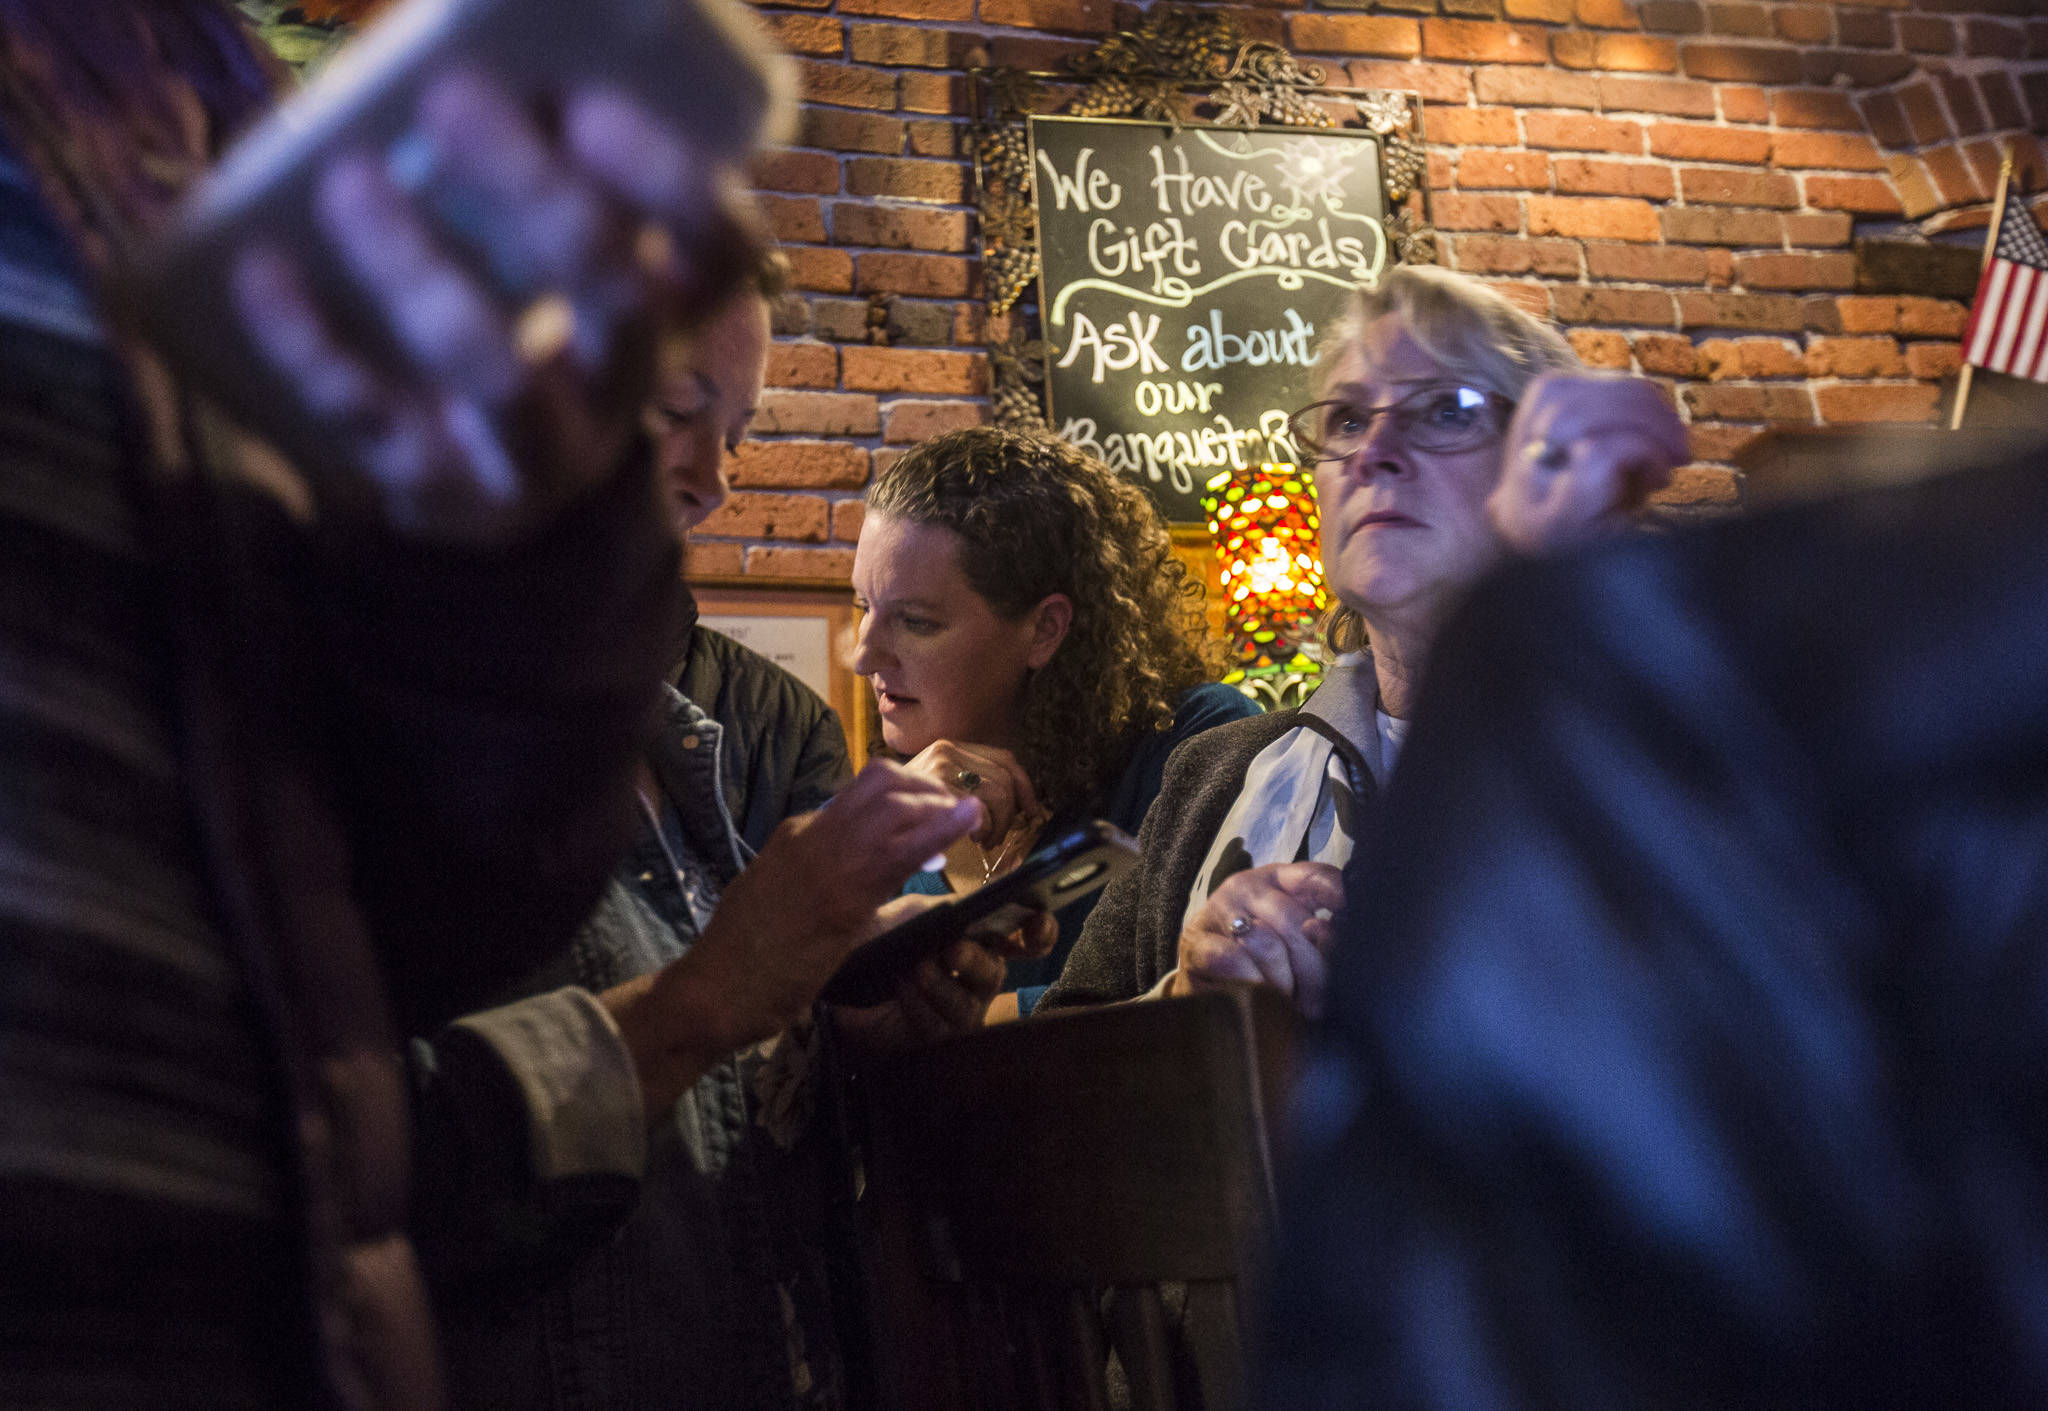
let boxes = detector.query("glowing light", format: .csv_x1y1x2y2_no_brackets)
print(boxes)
1200,462,1329,677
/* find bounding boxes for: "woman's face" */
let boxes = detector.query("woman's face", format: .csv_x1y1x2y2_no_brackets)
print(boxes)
850,511,1052,758
1312,313,1511,630
648,294,769,536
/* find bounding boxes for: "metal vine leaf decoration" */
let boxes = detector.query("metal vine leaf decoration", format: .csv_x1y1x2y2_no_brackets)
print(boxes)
972,5,1436,432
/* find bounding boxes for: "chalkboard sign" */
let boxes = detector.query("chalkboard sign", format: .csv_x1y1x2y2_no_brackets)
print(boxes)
1029,116,1389,524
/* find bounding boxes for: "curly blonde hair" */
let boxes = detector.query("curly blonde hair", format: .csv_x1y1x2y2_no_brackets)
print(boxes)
866,427,1212,814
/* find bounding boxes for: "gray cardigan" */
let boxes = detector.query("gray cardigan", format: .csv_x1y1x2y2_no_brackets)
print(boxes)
1038,706,1378,1010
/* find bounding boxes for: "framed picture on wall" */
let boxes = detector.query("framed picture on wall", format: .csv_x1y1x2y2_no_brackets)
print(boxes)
688,578,876,772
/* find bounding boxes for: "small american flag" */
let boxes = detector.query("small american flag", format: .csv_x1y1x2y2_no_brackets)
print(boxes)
1962,190,2048,382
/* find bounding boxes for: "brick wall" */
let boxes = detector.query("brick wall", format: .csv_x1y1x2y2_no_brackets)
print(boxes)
710,0,2048,581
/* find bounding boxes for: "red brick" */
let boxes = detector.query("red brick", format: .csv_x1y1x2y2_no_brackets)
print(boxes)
898,73,964,115
1577,0,1642,28
1771,132,1883,172
1431,193,1525,232
1638,1,1704,33
727,440,871,490
1554,158,1676,198
831,499,866,543
1551,32,1679,71
800,107,904,155
1834,297,1901,335
760,195,827,245
840,346,988,395
1505,0,1575,20
1718,85,1769,123
786,247,855,293
845,157,967,205
1660,205,1781,244
746,545,857,580
1586,242,1710,283
985,34,1093,71
1451,234,1582,276
1523,112,1646,153
1422,19,1548,64
1771,88,1862,130
1647,122,1772,164
1680,41,1803,84
754,150,839,195
1837,7,1894,47
846,23,952,68
1687,423,1762,462
698,491,831,542
1897,16,1954,54
1677,291,1808,331
753,391,881,437
1680,382,1813,419
1680,167,1799,208
882,399,989,443
1783,212,1854,248
1735,337,1806,377
764,341,839,390
1905,342,1962,380
1634,332,1701,374
1706,3,1772,38
1349,61,1471,105
1289,14,1421,57
1459,150,1552,190
1654,465,1742,506
766,13,842,56
1804,175,1902,216
1923,146,1987,206
1898,81,1952,146
1491,282,1555,319
1737,251,1856,290
906,122,959,159
1569,328,1634,366
1900,299,1968,338
1804,336,1905,378
1428,150,1456,192
685,541,746,577
1599,75,1718,116
1529,195,1661,241
977,0,1112,32
1774,4,1833,43
840,0,970,19
856,252,971,298
832,203,969,252
1427,106,1522,147
1552,285,1679,324
1474,68,1600,109
799,60,897,110
1813,383,1939,424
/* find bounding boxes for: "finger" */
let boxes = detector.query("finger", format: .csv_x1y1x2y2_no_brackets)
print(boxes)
316,154,521,405
1265,862,1347,915
907,960,980,1036
232,245,386,427
940,940,1006,1003
1284,932,1330,1020
1180,928,1267,986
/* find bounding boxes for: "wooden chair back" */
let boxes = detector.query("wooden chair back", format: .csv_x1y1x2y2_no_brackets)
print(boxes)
849,987,1299,1411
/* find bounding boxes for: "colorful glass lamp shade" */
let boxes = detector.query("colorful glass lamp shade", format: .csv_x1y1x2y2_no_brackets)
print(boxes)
1201,464,1327,709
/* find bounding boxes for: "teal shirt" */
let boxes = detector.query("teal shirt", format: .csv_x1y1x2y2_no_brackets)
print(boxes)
903,681,1261,1013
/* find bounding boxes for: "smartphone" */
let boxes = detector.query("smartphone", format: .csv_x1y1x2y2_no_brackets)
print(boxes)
115,0,792,480
819,821,1141,1009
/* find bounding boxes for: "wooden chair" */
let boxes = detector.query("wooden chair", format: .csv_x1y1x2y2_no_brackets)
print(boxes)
848,986,1299,1411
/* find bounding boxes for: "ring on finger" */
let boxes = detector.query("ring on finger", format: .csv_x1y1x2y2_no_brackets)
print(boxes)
1528,439,1569,470
1228,915,1253,937
954,767,982,793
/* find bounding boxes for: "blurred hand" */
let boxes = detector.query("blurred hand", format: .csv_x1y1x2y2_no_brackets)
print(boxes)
834,903,1059,1054
1173,862,1345,1019
1489,373,1687,557
232,69,761,545
601,761,981,1116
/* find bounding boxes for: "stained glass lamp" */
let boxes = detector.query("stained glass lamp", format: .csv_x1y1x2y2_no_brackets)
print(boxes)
1201,464,1327,711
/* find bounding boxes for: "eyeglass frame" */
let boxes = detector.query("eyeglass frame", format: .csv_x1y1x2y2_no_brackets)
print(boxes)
1286,383,1517,463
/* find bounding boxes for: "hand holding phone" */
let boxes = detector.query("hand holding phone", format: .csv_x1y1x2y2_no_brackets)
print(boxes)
120,0,790,546
819,822,1139,1009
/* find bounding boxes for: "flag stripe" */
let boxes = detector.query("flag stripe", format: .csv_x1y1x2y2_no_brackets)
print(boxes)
2017,278,2048,379
1967,258,2012,367
1990,264,2032,372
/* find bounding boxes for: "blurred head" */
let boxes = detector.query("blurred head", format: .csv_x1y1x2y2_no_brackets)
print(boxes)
853,427,1210,812
647,251,784,535
1300,265,1578,653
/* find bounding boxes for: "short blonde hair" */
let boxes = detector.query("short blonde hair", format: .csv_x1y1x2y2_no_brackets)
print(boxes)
1315,266,1580,656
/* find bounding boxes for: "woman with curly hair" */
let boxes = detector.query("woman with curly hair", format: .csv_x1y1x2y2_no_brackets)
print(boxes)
853,426,1259,1016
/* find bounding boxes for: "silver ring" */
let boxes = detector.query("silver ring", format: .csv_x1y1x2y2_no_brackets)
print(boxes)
954,767,982,793
1529,438,1569,470
1229,915,1253,937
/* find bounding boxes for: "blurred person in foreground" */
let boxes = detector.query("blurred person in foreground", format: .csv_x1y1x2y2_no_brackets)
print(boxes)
1039,265,1685,1019
0,4,983,1408
1259,428,2048,1409
424,263,1035,1411
852,425,1259,1018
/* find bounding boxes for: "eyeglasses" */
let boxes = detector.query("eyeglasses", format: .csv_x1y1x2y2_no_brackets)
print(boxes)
1287,384,1513,463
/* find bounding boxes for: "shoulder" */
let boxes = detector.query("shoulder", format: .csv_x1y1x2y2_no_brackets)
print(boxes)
676,626,832,732
1168,680,1265,738
1096,683,1268,834
1161,705,1303,776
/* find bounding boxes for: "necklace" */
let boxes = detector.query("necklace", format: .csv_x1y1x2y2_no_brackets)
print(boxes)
977,829,1022,883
